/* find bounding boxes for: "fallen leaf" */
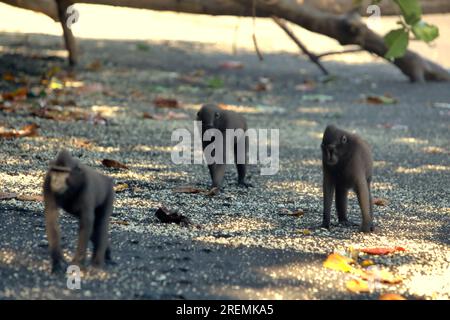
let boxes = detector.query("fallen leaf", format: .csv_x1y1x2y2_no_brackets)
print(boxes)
102,159,129,170
298,229,312,235
295,80,316,92
87,60,102,71
114,183,129,193
173,186,205,194
253,77,272,92
155,207,191,227
379,293,407,300
346,279,370,293
219,61,244,69
2,72,15,82
111,220,130,226
373,198,389,206
0,192,17,200
278,208,304,217
365,94,397,105
363,268,403,284
166,111,189,120
71,138,92,149
301,94,333,103
323,253,355,273
153,97,180,108
361,259,375,267
2,87,28,101
360,247,406,255
16,194,43,202
0,123,39,139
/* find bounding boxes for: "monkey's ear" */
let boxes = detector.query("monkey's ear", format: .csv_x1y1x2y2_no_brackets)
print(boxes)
215,112,220,119
341,135,348,144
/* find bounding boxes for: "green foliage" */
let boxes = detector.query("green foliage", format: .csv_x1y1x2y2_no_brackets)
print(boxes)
383,0,439,60
384,28,409,59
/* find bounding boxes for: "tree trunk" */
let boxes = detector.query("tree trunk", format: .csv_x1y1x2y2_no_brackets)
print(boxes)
2,0,449,82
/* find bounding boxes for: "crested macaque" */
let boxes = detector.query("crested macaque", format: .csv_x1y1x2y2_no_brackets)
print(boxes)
197,103,252,190
43,150,114,272
320,125,374,233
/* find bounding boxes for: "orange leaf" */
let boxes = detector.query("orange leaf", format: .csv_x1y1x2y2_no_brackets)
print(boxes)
379,293,406,300
2,87,27,101
0,123,39,139
360,247,406,255
111,220,130,226
323,253,355,273
101,159,129,170
346,279,370,293
362,268,403,284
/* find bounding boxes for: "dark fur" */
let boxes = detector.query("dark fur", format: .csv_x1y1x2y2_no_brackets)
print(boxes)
320,125,374,233
43,150,114,272
197,104,251,189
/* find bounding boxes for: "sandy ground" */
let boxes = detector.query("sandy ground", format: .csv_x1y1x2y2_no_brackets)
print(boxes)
0,4,449,300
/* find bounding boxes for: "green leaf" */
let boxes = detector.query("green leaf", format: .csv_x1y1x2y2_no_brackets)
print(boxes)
384,28,409,59
394,0,422,25
412,21,439,43
207,77,224,89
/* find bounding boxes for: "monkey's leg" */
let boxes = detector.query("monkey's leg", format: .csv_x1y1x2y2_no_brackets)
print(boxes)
368,182,376,232
91,196,113,267
321,173,335,229
44,195,65,273
73,208,94,266
235,136,253,187
209,164,226,189
336,187,359,227
356,181,373,233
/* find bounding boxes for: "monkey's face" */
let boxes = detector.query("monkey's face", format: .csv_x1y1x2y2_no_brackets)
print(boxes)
50,171,70,194
321,134,348,166
49,165,85,194
197,105,221,129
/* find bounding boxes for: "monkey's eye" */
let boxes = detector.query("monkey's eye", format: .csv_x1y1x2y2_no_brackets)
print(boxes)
215,112,220,119
341,135,347,144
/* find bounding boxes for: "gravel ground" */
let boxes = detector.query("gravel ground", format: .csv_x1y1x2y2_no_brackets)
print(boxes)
0,32,449,300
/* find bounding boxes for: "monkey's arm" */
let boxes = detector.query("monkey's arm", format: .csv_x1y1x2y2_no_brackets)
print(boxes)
73,205,95,266
44,192,64,272
321,171,335,229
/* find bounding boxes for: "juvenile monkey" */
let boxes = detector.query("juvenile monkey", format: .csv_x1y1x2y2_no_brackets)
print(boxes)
43,150,114,272
320,125,374,233
197,104,252,190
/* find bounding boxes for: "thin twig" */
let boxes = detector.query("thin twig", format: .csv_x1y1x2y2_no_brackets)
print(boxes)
317,48,364,58
272,15,328,75
252,0,264,61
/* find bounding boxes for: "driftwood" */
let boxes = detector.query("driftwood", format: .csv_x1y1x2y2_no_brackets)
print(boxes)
2,0,449,82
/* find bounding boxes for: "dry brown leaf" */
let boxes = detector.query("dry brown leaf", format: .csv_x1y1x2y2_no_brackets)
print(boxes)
87,60,102,71
379,293,407,300
373,197,389,206
72,138,92,149
16,194,43,202
278,208,304,217
0,192,17,200
346,279,370,293
173,186,205,194
219,61,244,69
114,183,129,193
102,159,129,170
153,97,180,108
0,123,39,139
295,80,316,92
111,220,130,226
2,87,28,101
